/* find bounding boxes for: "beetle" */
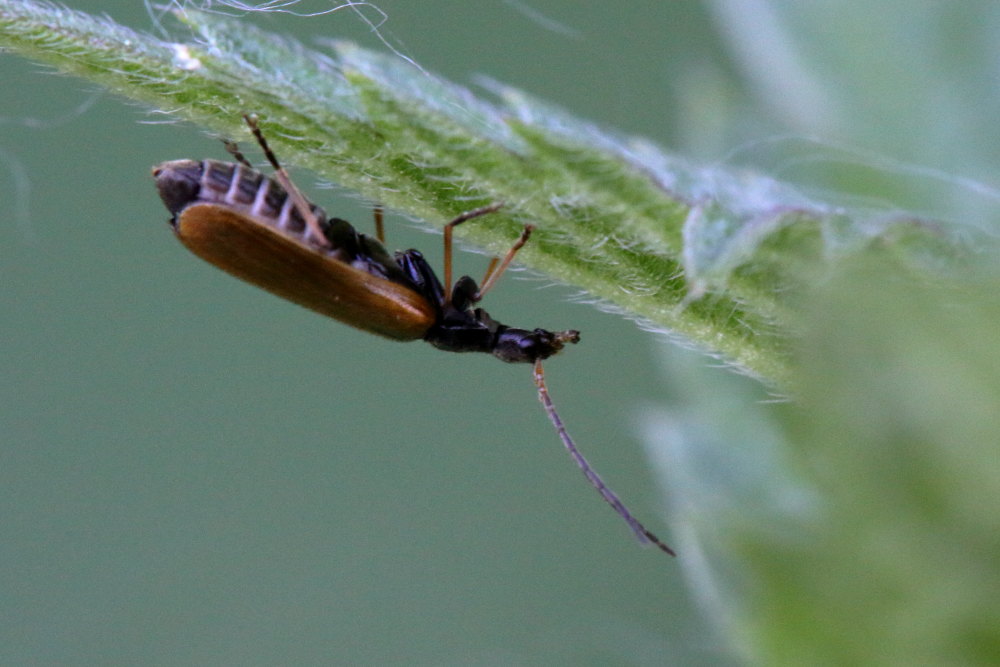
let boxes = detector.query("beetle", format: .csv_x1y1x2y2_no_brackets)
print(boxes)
153,114,675,556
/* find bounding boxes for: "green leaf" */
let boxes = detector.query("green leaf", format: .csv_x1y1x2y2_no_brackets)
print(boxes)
0,0,978,385
744,259,1000,664
647,257,1000,664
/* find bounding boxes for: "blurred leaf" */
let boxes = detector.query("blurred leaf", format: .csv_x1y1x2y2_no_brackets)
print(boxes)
748,256,1000,664
646,254,1000,664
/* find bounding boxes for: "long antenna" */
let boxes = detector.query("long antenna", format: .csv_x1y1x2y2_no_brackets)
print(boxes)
532,360,676,556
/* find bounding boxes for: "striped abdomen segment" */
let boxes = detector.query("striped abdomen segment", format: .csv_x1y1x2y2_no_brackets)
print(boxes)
153,159,326,244
153,159,413,285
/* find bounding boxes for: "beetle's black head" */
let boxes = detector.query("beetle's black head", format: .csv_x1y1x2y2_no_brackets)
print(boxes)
492,327,580,363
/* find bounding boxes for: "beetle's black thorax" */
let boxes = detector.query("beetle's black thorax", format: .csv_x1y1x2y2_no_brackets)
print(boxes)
395,249,580,363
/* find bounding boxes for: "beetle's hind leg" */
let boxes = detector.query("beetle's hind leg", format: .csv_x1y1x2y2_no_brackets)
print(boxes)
240,114,330,248
373,204,386,244
222,139,254,170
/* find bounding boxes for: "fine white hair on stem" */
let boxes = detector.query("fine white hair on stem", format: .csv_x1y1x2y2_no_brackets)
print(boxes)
0,90,103,130
0,147,37,245
501,0,581,38
165,0,375,18
0,90,106,246
713,133,1000,236
158,0,429,76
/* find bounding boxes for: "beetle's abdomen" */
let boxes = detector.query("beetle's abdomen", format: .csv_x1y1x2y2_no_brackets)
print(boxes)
154,159,326,245
154,159,413,283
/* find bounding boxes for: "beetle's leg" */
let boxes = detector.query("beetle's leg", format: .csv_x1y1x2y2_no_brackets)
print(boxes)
241,114,330,248
373,204,385,244
442,203,504,303
475,224,533,300
222,139,254,169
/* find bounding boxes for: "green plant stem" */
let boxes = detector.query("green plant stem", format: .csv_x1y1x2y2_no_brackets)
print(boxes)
0,1,971,385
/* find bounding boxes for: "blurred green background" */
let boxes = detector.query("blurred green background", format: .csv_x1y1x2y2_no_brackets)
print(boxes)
2,2,999,664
